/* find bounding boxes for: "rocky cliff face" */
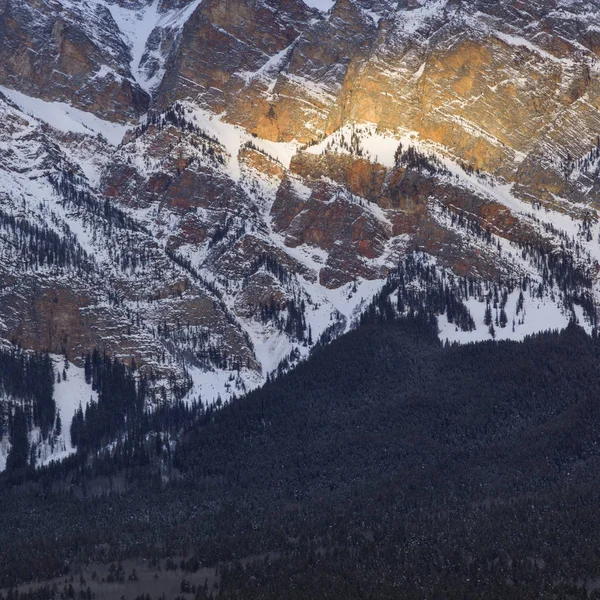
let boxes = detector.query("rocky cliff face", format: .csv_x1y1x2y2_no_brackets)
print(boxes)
1,0,600,439
0,0,150,120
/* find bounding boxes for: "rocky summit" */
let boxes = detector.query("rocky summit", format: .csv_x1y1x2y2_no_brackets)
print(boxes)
1,0,600,465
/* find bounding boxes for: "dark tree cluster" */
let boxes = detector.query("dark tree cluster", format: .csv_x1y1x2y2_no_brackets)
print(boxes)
0,347,55,473
436,200,597,327
3,263,600,599
50,171,148,236
0,581,95,600
70,350,196,457
207,216,246,250
0,348,55,435
394,143,448,175
164,248,226,306
129,103,226,166
519,240,597,325
71,350,141,453
259,296,310,342
438,202,495,244
154,319,250,374
244,253,292,287
561,136,600,180
45,170,183,287
242,141,283,166
323,127,367,157
361,252,476,331
137,104,220,145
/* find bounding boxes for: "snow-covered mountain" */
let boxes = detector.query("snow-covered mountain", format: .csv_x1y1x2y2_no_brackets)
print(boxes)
1,0,600,466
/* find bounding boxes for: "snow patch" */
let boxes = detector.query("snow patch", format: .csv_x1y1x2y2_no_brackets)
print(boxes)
493,31,574,66
95,0,205,91
438,289,572,345
303,0,335,12
0,85,131,146
36,357,97,466
305,123,409,168
238,42,294,86
395,0,449,35
365,10,383,25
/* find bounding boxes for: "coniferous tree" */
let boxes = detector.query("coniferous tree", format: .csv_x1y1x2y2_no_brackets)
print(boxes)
484,303,493,327
55,410,62,437
6,407,29,473
517,290,524,315
499,308,508,328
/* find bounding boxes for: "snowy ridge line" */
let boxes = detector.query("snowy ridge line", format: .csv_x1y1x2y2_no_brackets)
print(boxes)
305,121,600,262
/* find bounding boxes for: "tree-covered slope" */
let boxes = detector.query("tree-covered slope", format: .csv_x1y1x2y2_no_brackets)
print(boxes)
2,317,600,597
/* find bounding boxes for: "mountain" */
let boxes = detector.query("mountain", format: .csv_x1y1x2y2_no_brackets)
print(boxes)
4,1,600,596
1,0,600,463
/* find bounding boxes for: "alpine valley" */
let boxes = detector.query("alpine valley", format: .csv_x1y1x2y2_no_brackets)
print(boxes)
3,0,600,597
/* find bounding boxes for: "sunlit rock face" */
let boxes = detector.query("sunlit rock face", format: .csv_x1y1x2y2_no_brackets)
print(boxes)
7,0,600,196
333,1,600,189
145,0,600,210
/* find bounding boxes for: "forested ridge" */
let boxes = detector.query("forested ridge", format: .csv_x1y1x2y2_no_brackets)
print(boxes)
1,313,600,597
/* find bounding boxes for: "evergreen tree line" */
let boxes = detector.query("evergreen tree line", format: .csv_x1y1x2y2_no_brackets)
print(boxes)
259,296,311,343
436,200,597,327
0,207,93,274
162,248,254,356
323,127,368,158
135,103,221,146
394,142,449,175
438,202,495,244
163,248,225,305
242,141,283,165
49,171,148,236
129,103,226,167
70,350,142,453
45,171,182,285
88,396,204,473
388,141,597,328
0,347,56,472
561,136,600,179
153,320,252,373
